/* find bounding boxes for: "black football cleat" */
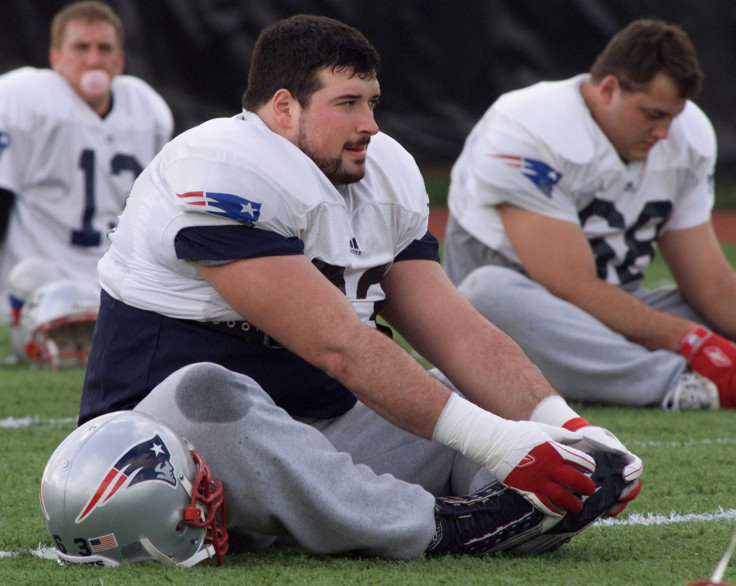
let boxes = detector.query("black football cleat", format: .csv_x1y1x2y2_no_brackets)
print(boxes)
425,481,559,557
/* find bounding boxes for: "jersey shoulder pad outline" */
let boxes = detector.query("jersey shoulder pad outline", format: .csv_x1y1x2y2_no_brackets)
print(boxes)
492,75,596,165
674,100,716,159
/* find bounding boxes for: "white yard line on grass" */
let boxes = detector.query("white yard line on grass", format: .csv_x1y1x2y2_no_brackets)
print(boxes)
0,546,59,562
597,507,736,527
0,416,76,428
629,437,736,448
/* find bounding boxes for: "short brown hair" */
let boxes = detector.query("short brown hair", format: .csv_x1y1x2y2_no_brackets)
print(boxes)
50,1,125,50
590,19,703,99
242,14,380,111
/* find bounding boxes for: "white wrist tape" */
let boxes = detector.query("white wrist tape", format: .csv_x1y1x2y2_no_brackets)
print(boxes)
432,394,584,482
529,395,579,427
431,393,514,475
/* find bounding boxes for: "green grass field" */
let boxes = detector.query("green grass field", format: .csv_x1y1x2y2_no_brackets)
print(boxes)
1,247,736,585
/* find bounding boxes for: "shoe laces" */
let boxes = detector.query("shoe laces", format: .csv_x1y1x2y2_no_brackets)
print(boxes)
662,371,719,410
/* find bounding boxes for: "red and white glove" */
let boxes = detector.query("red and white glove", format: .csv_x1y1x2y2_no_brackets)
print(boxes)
531,396,643,516
501,436,596,516
432,394,596,517
679,326,736,409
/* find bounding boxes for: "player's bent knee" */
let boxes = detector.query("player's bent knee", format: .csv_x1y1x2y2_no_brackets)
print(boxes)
165,362,266,423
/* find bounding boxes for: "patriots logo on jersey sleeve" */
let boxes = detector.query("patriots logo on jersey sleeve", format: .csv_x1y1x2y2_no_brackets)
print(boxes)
0,131,9,158
490,154,562,198
177,191,261,222
75,434,177,523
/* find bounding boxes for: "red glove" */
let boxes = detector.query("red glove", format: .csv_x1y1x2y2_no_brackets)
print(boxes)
679,326,736,409
432,394,597,517
503,440,596,516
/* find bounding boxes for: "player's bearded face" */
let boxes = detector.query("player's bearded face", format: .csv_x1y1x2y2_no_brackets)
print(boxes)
295,69,380,185
297,129,371,184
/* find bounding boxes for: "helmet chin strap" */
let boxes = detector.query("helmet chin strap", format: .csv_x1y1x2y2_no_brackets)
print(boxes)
179,474,194,497
139,537,216,567
140,463,217,567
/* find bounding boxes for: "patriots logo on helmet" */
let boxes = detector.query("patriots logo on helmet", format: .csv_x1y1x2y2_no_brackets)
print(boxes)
177,191,261,222
75,434,177,523
489,154,562,198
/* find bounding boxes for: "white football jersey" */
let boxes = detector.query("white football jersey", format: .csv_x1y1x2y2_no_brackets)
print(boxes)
0,67,173,318
99,111,429,324
448,74,716,286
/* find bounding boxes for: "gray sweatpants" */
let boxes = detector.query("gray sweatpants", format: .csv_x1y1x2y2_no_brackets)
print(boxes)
134,362,492,559
444,213,716,406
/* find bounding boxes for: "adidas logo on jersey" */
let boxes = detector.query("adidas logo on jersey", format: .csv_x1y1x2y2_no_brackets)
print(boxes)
349,237,362,256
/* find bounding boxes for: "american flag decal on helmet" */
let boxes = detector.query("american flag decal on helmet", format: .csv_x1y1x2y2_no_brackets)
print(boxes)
75,434,177,523
89,533,118,552
177,191,261,222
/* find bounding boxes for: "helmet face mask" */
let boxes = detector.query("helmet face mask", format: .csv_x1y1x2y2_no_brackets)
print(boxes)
18,280,100,369
40,411,229,567
26,313,98,368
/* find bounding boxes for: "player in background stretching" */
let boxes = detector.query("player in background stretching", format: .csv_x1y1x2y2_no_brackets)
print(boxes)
0,1,172,322
443,19,736,411
77,15,641,559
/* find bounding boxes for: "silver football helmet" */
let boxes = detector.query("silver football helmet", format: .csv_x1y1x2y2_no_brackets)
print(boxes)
40,410,229,567
18,279,100,369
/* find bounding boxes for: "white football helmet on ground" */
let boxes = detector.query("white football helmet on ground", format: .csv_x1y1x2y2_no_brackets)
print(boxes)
40,410,229,567
18,279,100,368
5,257,69,362
5,257,68,324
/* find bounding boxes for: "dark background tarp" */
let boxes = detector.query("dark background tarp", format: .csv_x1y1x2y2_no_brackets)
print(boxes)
1,0,734,174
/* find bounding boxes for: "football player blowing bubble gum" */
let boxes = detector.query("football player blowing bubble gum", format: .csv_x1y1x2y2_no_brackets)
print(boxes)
49,10,122,116
0,1,172,324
